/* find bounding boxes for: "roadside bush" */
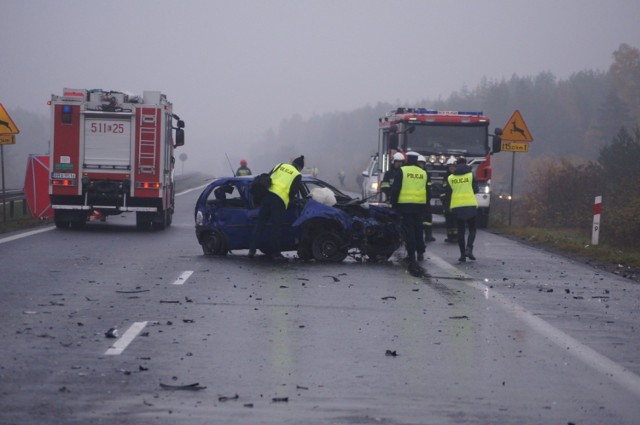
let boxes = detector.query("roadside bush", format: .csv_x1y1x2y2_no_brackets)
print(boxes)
517,126,639,249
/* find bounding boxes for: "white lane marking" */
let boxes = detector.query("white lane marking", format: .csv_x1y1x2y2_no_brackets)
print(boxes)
176,182,210,196
172,270,194,285
426,253,640,399
0,226,54,245
104,321,148,356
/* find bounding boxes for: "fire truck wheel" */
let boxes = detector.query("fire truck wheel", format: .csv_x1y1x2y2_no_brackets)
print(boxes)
311,231,347,263
152,210,168,230
136,212,153,230
54,213,70,229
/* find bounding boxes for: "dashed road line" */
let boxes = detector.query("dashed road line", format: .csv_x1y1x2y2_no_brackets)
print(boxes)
104,321,148,355
172,270,194,285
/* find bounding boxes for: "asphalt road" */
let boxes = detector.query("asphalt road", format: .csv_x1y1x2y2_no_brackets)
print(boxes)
1,182,639,425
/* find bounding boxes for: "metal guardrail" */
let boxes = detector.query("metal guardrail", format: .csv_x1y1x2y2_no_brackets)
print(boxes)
1,190,29,221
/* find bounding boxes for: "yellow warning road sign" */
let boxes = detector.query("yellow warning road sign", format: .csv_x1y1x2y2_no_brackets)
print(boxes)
0,103,20,135
501,110,532,142
0,135,15,145
501,141,529,152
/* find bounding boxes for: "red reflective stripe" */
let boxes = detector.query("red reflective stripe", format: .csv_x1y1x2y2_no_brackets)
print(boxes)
593,203,602,215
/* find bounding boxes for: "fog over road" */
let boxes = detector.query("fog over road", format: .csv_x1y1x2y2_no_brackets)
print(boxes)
1,184,639,424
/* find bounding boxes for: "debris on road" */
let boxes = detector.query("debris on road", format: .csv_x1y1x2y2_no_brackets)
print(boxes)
160,382,207,391
272,397,289,403
324,275,340,282
449,316,469,320
115,289,150,294
218,394,239,402
105,328,118,338
381,296,397,300
385,350,398,357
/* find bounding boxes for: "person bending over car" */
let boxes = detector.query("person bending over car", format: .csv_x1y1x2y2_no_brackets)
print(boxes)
248,155,305,261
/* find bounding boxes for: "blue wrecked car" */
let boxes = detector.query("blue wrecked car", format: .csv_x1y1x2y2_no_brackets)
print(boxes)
194,175,403,262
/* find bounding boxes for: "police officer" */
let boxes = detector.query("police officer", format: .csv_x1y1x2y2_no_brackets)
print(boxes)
439,156,458,243
249,155,304,260
390,151,428,264
417,155,435,243
447,156,479,262
380,152,405,202
236,159,252,176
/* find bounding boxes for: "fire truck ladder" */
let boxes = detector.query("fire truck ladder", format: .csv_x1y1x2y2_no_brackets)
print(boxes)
138,111,157,174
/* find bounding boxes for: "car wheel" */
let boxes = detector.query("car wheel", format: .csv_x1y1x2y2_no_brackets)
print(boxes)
311,231,347,262
201,229,228,255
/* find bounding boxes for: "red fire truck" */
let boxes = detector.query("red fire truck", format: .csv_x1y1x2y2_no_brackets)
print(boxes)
370,107,502,227
48,88,185,230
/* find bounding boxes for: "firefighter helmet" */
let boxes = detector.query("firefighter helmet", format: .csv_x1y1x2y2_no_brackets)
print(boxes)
417,155,426,163
240,159,247,166
445,156,457,165
392,152,405,161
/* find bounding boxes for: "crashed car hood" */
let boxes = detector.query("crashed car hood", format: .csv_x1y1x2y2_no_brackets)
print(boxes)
292,199,352,230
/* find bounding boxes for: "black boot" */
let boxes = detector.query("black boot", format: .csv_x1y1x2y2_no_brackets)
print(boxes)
424,226,435,242
465,246,475,261
466,231,476,260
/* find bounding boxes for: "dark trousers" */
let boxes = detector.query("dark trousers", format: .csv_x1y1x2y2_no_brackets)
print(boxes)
444,211,457,239
250,192,286,256
400,211,423,261
456,216,477,256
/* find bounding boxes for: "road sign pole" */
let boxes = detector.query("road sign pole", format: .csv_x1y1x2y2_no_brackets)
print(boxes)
1,145,6,223
508,152,515,226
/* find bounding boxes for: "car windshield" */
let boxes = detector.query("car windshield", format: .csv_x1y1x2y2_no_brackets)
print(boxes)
302,180,352,203
404,123,488,156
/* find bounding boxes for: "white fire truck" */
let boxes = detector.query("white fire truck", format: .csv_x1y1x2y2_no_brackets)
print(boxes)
365,108,502,227
48,88,185,230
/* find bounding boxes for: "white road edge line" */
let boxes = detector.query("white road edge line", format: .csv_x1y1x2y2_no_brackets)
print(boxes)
0,226,54,244
426,253,640,399
104,321,148,356
173,270,194,285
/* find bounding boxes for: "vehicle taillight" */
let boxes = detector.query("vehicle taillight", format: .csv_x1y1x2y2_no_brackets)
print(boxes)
52,179,77,186
135,182,161,189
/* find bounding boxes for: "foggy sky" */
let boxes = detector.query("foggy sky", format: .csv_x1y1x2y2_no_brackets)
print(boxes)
3,0,639,174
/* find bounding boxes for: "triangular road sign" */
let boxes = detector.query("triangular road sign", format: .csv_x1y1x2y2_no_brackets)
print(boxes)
0,103,20,135
502,110,532,142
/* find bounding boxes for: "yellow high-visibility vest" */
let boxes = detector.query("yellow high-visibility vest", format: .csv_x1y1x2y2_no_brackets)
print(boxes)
398,165,427,204
448,172,478,209
269,163,299,208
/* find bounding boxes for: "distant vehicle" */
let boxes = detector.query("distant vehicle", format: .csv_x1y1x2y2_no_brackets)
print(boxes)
194,175,403,262
48,88,185,230
370,107,502,228
360,154,380,200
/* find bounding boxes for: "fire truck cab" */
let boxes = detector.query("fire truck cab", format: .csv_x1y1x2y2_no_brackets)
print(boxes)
374,108,502,228
48,88,185,230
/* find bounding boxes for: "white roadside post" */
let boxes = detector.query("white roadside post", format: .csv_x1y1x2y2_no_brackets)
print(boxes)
592,196,602,245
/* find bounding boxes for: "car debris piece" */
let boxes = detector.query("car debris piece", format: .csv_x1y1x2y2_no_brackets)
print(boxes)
105,328,118,338
324,275,340,282
115,289,150,294
218,394,239,402
449,315,469,320
160,382,207,391
272,397,289,403
385,350,398,357
381,296,397,300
